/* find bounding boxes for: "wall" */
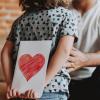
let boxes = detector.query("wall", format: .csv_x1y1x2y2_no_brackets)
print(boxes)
0,0,22,36
0,0,22,81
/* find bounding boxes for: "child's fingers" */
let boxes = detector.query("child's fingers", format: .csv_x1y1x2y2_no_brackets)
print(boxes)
9,89,13,98
6,89,13,99
15,90,36,99
20,93,26,98
30,90,34,99
27,90,31,98
6,85,11,99
24,90,30,99
6,89,19,99
24,90,34,99
27,90,30,98
6,92,10,99
16,91,20,97
34,91,39,99
27,90,33,98
12,89,18,97
20,90,29,99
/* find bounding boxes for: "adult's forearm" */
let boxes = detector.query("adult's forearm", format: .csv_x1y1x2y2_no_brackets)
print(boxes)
83,52,100,67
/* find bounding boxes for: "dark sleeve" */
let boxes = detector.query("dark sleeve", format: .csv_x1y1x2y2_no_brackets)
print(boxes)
7,19,20,44
60,10,79,42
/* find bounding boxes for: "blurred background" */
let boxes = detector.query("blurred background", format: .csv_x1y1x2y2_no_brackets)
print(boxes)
0,0,22,99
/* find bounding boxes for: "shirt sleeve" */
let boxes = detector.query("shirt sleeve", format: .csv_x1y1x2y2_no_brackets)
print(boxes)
60,10,79,42
7,19,20,44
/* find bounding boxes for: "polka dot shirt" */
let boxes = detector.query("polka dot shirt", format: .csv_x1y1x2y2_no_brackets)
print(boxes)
7,7,78,94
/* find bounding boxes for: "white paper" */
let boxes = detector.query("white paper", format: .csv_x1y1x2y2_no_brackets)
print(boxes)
11,41,52,98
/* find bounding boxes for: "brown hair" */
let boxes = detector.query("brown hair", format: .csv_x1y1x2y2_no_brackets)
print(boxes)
19,0,71,11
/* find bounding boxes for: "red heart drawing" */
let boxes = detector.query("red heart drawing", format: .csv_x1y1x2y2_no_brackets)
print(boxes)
18,53,45,81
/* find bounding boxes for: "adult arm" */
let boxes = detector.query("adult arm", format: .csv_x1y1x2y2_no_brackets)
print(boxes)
67,47,100,72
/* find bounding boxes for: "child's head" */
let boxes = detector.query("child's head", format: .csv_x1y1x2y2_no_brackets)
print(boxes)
19,0,72,11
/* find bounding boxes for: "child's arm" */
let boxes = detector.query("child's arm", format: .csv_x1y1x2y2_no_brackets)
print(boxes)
1,40,14,86
1,41,21,99
45,35,74,85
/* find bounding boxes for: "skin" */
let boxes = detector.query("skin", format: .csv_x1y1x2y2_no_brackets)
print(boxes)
72,0,96,15
1,41,23,99
45,36,74,85
67,48,100,72
67,0,100,72
1,36,74,99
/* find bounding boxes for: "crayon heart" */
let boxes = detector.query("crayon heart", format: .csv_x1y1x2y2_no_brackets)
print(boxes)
18,54,45,81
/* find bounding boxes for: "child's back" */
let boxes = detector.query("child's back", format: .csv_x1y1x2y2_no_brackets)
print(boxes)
7,7,78,95
3,0,78,99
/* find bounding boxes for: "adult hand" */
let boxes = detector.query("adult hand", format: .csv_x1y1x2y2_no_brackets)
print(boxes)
66,47,89,72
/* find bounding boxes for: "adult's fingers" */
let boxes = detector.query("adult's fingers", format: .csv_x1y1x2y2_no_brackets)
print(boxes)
65,62,74,68
72,47,78,51
70,49,78,57
67,67,76,73
68,56,76,62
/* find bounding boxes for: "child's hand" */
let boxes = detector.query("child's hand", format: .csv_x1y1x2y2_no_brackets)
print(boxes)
6,85,20,99
22,90,35,99
6,86,38,99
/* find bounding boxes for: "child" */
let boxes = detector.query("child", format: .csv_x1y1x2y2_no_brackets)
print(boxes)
1,0,78,99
